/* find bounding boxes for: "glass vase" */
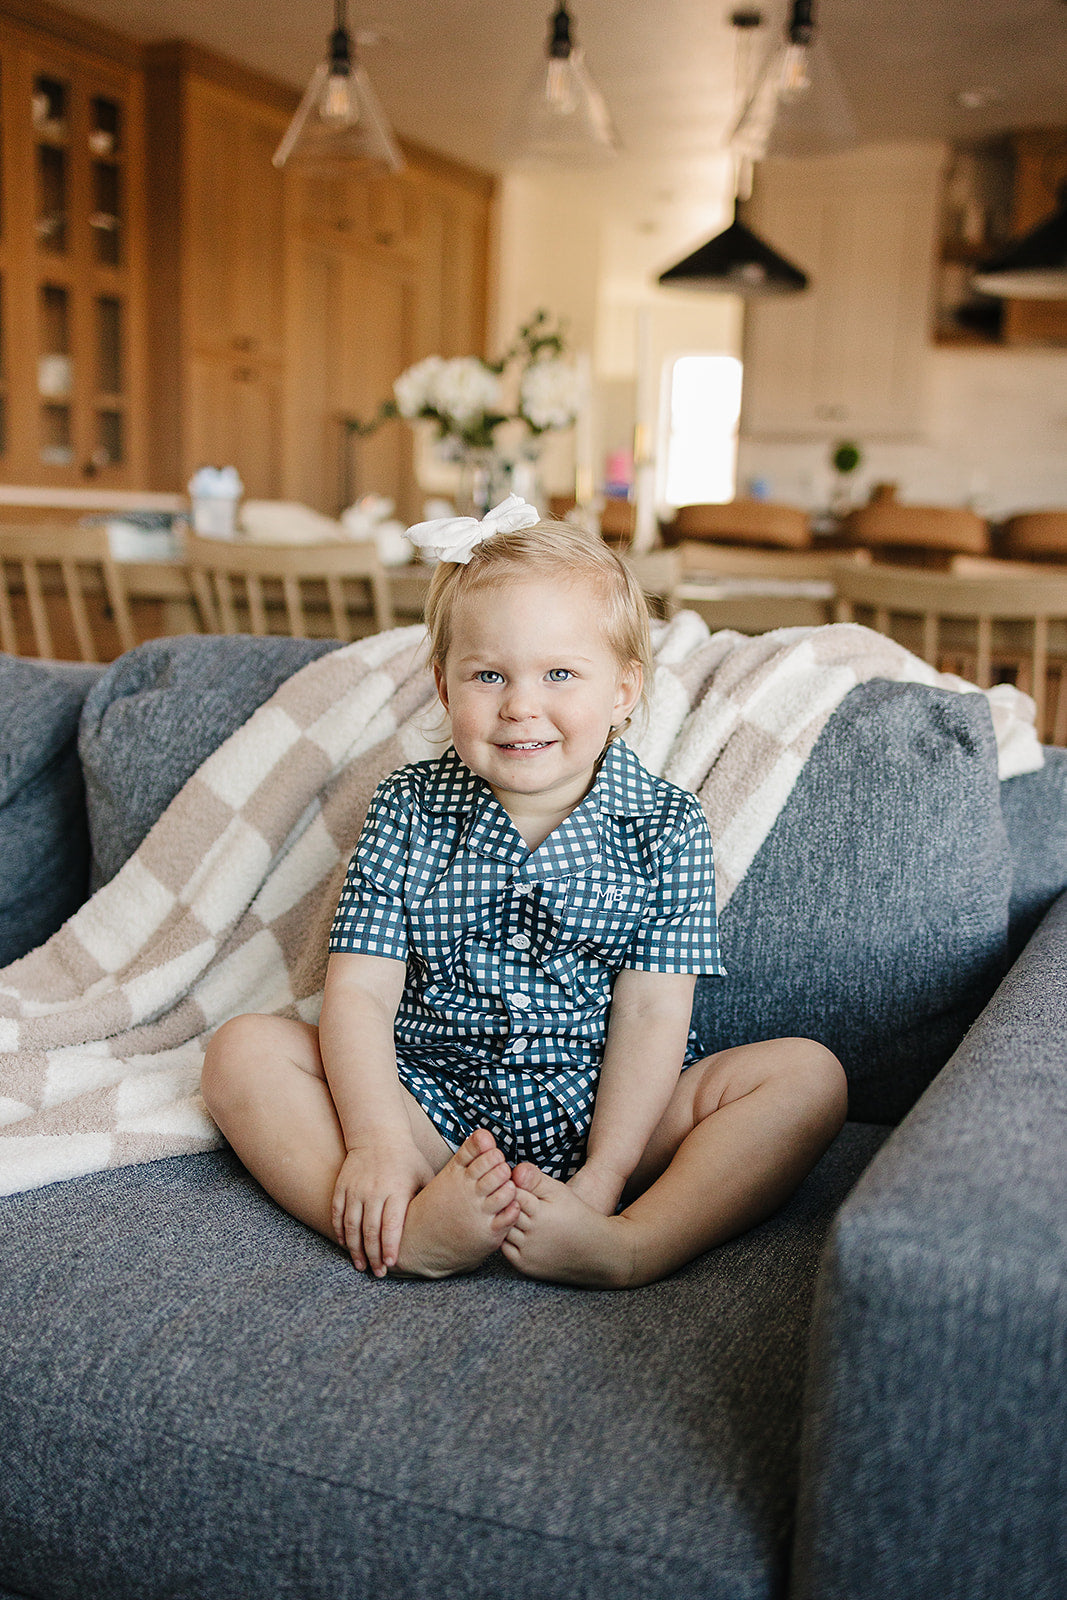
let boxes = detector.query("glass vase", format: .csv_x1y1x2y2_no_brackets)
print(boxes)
455,449,496,519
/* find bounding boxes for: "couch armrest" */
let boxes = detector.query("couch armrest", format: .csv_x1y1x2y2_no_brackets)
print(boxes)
791,888,1067,1600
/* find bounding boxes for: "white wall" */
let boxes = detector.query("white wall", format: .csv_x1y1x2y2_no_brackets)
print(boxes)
494,143,1067,522
493,163,743,500
737,345,1067,519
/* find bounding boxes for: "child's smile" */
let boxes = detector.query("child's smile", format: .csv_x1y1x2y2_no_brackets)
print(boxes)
434,575,642,844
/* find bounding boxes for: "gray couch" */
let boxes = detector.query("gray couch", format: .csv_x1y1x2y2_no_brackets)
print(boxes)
1,633,1065,1600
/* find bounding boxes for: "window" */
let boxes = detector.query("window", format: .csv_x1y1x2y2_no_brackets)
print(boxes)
661,354,743,508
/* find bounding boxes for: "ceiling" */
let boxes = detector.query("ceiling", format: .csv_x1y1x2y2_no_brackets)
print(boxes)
56,0,1067,224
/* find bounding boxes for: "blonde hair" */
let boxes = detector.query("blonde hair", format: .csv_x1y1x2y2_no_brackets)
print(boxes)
424,519,654,719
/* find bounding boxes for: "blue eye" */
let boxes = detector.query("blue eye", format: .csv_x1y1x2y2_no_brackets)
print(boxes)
547,668,574,682
476,670,503,684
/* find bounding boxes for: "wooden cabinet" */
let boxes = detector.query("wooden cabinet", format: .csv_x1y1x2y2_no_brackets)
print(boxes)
146,48,493,514
0,11,493,509
931,131,1067,348
1001,129,1067,347
741,144,943,440
284,238,417,516
0,8,147,487
144,44,290,497
284,147,492,519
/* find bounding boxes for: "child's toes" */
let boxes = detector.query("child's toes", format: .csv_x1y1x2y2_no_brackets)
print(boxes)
511,1160,544,1193
456,1128,498,1166
466,1148,509,1187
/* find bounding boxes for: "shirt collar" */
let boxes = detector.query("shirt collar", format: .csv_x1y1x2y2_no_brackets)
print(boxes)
420,739,657,819
420,741,658,874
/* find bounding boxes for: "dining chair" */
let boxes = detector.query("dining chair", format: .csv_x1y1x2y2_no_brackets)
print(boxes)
0,523,137,662
1001,511,1067,564
841,503,990,566
667,499,812,550
620,547,681,618
832,560,1067,744
184,533,394,641
667,544,870,634
598,498,637,544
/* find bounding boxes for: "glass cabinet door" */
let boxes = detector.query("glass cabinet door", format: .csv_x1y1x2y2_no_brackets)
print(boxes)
0,31,144,487
0,65,7,469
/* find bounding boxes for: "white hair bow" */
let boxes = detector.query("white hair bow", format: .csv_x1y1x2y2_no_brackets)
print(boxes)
405,493,540,565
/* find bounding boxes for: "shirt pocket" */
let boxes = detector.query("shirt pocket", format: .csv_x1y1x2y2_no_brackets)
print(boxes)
539,871,652,963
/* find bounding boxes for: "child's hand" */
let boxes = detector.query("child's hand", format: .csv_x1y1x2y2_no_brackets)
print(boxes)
332,1141,435,1276
567,1162,625,1216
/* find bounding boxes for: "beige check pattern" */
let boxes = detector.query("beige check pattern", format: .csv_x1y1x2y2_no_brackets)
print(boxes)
0,614,1040,1197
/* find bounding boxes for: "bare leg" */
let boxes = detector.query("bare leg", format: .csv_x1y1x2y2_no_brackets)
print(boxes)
201,1013,519,1278
501,1038,847,1289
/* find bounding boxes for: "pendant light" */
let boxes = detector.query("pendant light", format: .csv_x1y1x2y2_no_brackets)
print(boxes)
273,0,403,173
972,184,1067,301
657,11,808,296
658,208,808,294
731,0,855,161
500,3,620,166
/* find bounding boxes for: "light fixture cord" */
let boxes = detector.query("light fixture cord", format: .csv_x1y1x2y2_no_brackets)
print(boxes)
788,0,814,45
330,0,352,73
548,4,573,59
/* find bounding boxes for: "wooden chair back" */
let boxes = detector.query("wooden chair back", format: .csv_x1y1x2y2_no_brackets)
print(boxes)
842,503,989,564
185,534,394,640
677,543,870,582
1001,511,1067,563
832,560,1067,743
668,500,812,550
0,523,137,662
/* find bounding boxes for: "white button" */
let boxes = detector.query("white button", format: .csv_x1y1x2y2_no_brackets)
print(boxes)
511,1037,529,1054
513,882,533,897
511,992,531,1009
510,933,531,950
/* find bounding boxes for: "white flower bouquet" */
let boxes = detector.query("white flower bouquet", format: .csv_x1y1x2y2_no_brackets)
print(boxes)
349,310,580,458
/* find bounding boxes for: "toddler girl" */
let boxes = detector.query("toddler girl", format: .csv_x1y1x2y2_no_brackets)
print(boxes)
202,498,845,1287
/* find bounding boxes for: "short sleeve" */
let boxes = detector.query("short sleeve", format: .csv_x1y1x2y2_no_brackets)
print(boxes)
328,777,411,960
623,800,726,976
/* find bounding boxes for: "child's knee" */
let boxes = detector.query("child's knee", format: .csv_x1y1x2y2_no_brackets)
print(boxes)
200,1013,265,1114
790,1038,848,1126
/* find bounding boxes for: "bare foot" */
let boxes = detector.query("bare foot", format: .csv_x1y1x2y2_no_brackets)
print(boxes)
501,1164,639,1289
392,1129,519,1279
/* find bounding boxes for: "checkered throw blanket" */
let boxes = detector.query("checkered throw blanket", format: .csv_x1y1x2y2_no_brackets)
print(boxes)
0,613,1042,1196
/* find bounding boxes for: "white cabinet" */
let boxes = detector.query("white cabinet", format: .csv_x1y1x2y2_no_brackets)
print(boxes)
741,143,945,440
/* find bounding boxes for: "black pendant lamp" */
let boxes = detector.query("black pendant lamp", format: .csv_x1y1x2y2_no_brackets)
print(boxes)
657,9,809,296
658,206,807,295
972,185,1067,301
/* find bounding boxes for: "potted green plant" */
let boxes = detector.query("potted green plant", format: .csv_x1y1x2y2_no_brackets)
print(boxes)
830,439,863,515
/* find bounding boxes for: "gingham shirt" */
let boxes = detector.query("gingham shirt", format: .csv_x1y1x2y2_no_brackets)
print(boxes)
329,740,725,1172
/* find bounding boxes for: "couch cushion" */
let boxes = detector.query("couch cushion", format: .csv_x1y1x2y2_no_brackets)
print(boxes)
0,1124,888,1600
693,679,1014,1125
999,745,1067,960
79,634,340,888
0,656,102,967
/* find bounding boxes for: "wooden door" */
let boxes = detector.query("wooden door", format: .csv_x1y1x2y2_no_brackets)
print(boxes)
181,75,287,494
285,238,415,516
186,351,284,499
183,76,287,363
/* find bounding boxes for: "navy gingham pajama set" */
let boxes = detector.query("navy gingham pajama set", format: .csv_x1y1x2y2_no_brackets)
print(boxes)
329,740,726,1179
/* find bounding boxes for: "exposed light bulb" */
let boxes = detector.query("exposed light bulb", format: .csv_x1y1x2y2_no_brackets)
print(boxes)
273,0,402,172
779,43,811,99
322,68,357,125
545,56,576,111
500,3,620,166
729,0,855,160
